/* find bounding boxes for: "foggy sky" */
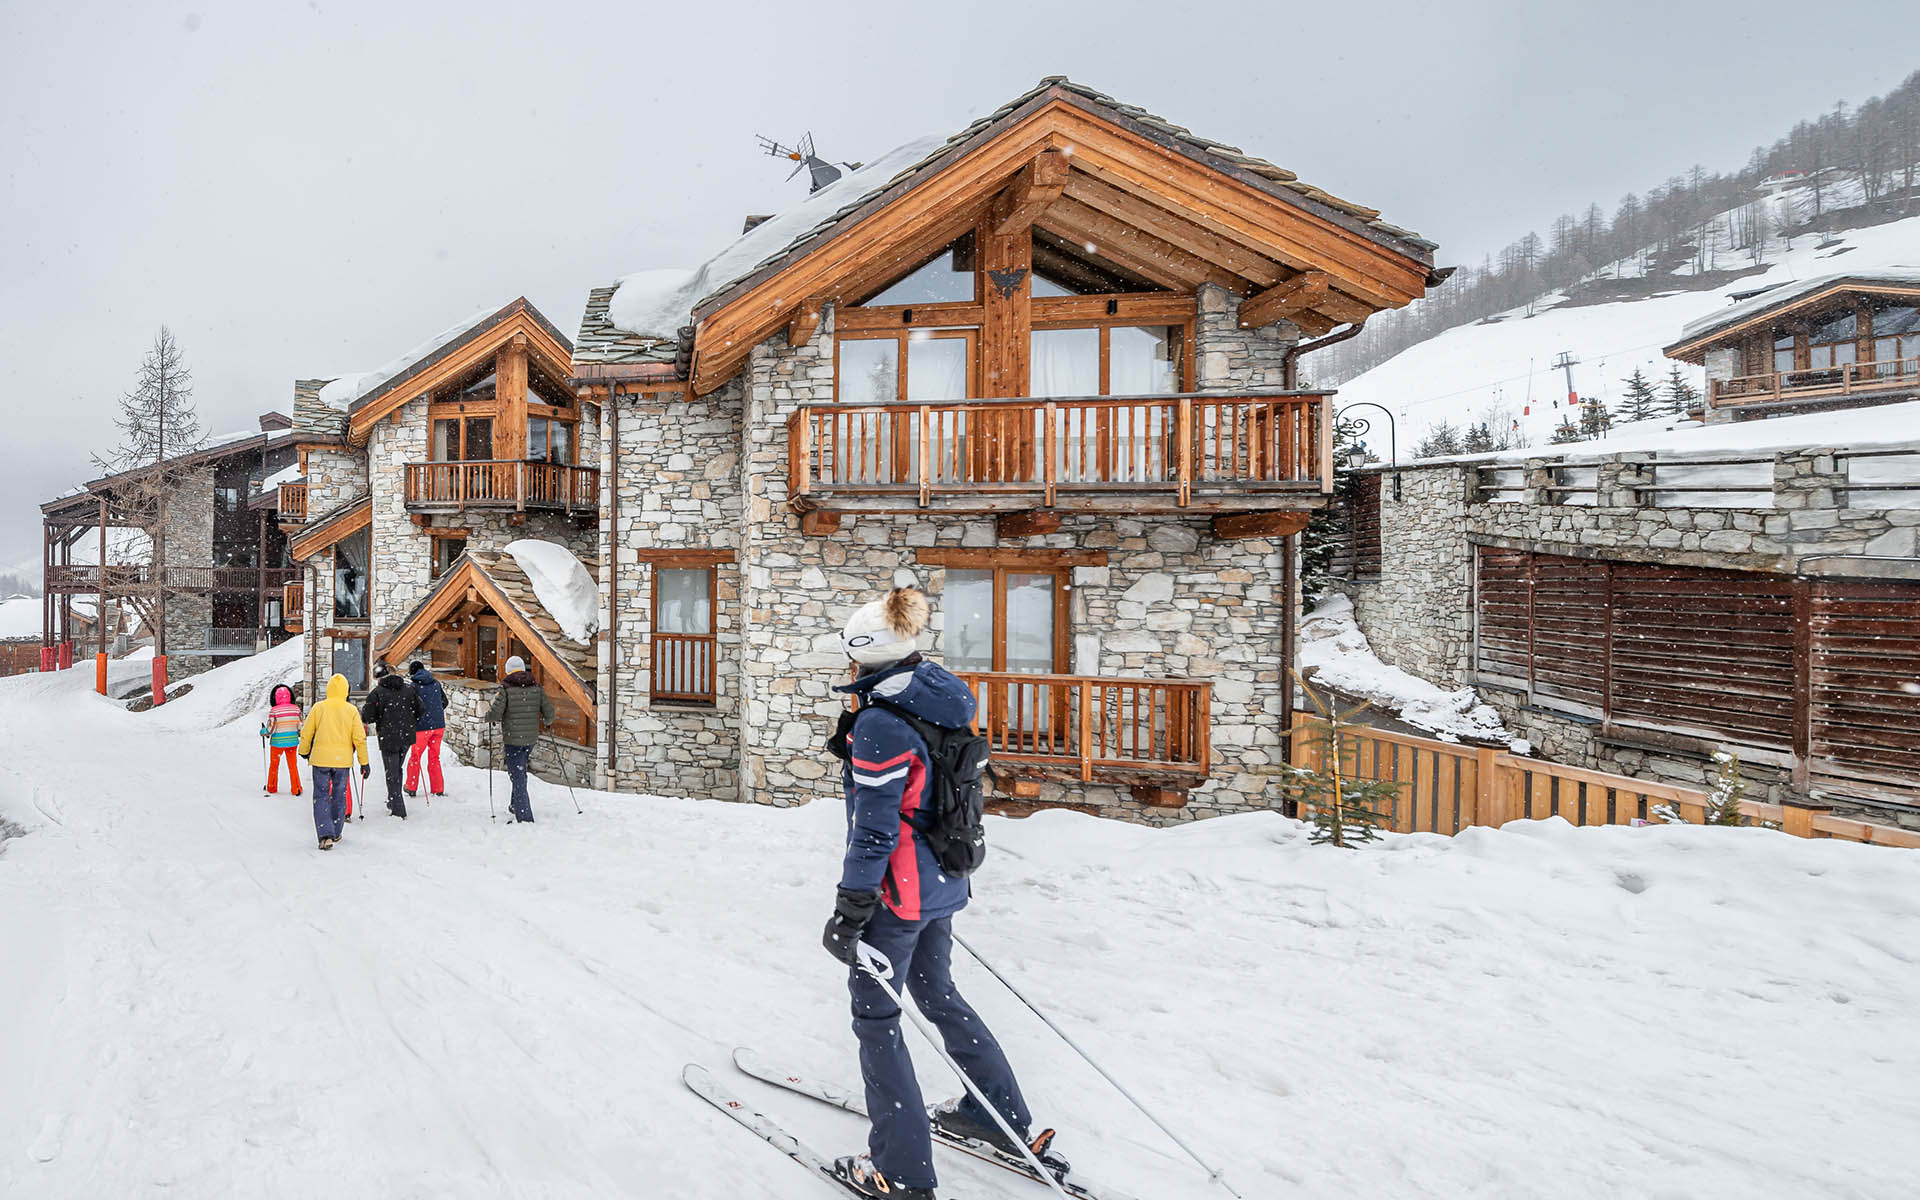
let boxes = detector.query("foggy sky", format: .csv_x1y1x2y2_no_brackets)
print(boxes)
3,0,1913,570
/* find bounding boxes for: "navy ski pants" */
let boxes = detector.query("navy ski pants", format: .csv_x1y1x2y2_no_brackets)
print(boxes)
850,909,1030,1191
504,744,534,822
311,766,351,841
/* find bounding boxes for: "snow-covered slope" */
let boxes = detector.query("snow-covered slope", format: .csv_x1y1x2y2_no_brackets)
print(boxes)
1340,212,1920,450
2,648,1918,1197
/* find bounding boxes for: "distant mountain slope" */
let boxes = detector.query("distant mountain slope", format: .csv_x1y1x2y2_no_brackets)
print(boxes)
1335,207,1920,450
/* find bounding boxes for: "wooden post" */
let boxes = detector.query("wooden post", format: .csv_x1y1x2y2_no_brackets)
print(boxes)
980,203,1032,401
918,405,932,507
97,497,108,691
1078,682,1094,782
1317,394,1335,493
496,335,530,461
1474,747,1501,828
1781,798,1833,839
1177,397,1193,506
1043,401,1057,508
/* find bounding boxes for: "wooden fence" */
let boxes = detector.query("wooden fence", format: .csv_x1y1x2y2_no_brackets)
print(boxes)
1290,720,1920,848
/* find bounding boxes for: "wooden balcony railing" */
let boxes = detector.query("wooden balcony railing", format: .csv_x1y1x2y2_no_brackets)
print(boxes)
277,481,308,522
283,581,304,632
651,632,716,703
787,393,1332,512
45,564,298,595
402,461,600,513
1712,354,1920,407
956,671,1211,782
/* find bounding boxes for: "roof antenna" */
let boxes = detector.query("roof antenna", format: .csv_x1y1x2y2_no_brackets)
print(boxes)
756,132,845,194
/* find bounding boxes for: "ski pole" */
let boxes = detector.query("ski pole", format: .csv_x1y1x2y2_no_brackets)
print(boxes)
486,724,497,822
854,944,1072,1200
954,933,1244,1199
565,765,583,815
261,731,269,786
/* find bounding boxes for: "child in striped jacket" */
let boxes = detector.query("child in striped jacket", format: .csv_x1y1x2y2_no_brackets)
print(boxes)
260,683,304,796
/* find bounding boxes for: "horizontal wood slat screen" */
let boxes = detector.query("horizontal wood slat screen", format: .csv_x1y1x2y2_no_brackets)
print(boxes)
1328,475,1382,577
1810,579,1920,792
1287,720,1920,847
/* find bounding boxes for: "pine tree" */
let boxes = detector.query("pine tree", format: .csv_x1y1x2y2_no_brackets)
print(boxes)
1462,422,1495,453
1280,673,1398,847
1705,752,1748,826
1617,369,1661,423
93,327,205,658
1663,364,1701,416
1299,415,1362,601
1414,420,1462,458
1549,415,1584,444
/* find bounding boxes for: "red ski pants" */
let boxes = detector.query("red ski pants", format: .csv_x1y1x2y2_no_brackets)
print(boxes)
406,729,445,794
267,747,302,795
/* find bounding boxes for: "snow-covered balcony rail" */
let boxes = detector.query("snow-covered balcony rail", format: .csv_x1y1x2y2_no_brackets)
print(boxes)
1840,448,1920,509
786,392,1333,515
1636,457,1776,509
1712,353,1920,408
956,671,1211,787
277,481,308,522
402,461,599,515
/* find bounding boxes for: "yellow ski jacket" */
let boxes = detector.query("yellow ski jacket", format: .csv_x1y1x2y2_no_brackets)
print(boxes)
297,674,370,769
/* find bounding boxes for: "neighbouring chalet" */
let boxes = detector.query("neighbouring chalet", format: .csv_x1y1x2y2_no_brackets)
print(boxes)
270,297,602,781
40,417,301,677
1331,297,1920,826
1667,270,1920,422
569,77,1446,818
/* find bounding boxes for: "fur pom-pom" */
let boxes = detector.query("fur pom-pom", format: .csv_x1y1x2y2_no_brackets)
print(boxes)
883,587,930,638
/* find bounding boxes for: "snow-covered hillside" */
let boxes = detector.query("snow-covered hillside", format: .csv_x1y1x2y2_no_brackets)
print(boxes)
3,647,1919,1197
1339,210,1920,451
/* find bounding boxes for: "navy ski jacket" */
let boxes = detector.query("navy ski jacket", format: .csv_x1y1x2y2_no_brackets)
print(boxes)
835,658,977,922
410,667,447,731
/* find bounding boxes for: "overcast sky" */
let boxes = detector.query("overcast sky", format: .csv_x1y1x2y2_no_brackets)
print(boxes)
3,1,1914,572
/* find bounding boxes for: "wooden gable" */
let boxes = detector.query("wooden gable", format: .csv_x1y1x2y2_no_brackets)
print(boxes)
685,88,1440,394
287,497,371,561
345,299,577,446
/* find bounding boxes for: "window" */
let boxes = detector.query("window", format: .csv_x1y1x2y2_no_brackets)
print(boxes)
263,597,282,629
942,567,1067,674
1871,304,1920,380
858,236,976,306
216,487,242,513
333,528,369,621
432,417,495,462
431,535,466,579
475,622,499,682
834,329,976,483
1772,328,1796,374
652,566,716,703
1807,311,1857,370
331,634,369,693
1030,325,1182,398
528,417,573,464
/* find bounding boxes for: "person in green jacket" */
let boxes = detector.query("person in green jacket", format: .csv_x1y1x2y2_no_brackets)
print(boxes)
486,655,553,822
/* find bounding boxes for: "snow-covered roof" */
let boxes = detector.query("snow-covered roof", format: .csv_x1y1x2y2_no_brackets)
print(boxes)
317,306,499,412
1672,267,1920,348
581,76,1440,366
0,594,41,641
503,540,598,646
260,462,302,490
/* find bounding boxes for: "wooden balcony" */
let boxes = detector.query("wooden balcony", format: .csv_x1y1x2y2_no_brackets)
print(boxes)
402,461,599,515
1712,354,1920,409
283,581,304,633
957,671,1211,792
787,392,1333,516
45,564,299,595
277,481,308,523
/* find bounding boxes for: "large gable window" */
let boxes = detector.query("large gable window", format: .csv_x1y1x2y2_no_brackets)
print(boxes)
858,236,977,307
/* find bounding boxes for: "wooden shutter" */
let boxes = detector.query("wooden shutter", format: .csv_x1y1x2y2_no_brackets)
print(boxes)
1350,475,1382,576
1530,555,1608,709
1607,561,1796,749
1809,579,1920,792
1474,547,1532,683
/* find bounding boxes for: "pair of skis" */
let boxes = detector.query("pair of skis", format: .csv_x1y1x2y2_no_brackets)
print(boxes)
685,1049,1130,1200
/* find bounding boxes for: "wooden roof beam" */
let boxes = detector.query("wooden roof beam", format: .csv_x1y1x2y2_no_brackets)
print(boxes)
993,149,1071,235
1039,198,1235,292
1240,272,1331,329
1060,173,1287,288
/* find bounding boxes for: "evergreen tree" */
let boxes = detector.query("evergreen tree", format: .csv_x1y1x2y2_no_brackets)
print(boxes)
1280,673,1397,847
1299,414,1361,602
1617,368,1661,423
1705,752,1748,826
1462,422,1495,453
1663,364,1701,416
93,327,205,659
1414,420,1462,458
1549,415,1583,444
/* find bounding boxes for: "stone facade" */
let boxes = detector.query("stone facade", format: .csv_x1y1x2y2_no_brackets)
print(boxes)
1193,283,1300,391
1339,443,1920,825
443,679,594,795
160,465,215,675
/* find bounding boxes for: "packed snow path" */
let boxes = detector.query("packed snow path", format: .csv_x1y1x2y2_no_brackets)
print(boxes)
2,646,1918,1198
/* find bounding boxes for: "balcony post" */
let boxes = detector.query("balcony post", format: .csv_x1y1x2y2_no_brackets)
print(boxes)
515,461,526,512
1177,397,1193,506
794,409,813,497
1043,401,1057,508
1318,394,1335,493
1078,682,1094,782
918,405,932,507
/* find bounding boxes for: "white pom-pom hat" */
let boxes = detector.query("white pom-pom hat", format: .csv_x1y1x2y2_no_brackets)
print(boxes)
841,587,931,666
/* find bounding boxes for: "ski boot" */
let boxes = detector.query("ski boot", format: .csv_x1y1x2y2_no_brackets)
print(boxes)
930,1098,1070,1178
831,1153,934,1199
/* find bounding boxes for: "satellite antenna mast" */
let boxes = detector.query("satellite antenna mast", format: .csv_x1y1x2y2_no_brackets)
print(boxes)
755,131,844,194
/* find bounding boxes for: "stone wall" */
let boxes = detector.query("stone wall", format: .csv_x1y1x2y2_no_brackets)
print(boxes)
1340,445,1920,825
1193,284,1299,391
442,678,594,794
161,465,215,675
596,382,744,800
368,401,432,630
304,445,366,516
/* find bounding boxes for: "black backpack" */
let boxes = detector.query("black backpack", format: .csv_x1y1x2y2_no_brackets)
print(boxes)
830,702,992,878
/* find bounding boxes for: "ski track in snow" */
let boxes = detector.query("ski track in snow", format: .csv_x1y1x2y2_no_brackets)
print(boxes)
2,645,1919,1197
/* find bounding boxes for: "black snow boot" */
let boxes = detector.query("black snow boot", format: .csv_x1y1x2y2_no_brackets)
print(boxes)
930,1099,1068,1177
831,1154,934,1200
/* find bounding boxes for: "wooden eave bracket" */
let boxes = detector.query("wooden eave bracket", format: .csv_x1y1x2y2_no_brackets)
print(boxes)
1213,510,1309,540
993,149,1071,235
996,510,1062,538
787,297,825,348
1239,271,1332,329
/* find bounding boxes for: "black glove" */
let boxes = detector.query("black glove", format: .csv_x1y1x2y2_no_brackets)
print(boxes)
822,887,880,966
360,764,371,779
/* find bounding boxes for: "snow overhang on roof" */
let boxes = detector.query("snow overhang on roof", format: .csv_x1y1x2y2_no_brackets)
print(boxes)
580,77,1445,387
1666,268,1920,359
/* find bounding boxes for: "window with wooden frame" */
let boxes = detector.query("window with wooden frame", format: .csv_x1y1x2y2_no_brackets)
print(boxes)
330,632,370,694
941,565,1070,676
1806,310,1858,370
652,566,717,704
833,328,977,484
429,531,467,580
1869,302,1920,379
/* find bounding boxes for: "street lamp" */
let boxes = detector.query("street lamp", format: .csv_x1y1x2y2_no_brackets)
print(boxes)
1335,401,1401,500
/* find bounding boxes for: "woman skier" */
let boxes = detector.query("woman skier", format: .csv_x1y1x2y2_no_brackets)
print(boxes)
485,655,552,823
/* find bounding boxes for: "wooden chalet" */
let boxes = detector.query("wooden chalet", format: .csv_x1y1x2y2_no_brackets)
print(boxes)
572,78,1447,818
1666,271,1920,421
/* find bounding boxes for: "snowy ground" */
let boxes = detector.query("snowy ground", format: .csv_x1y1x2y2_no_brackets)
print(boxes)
1297,594,1512,744
3,644,1919,1198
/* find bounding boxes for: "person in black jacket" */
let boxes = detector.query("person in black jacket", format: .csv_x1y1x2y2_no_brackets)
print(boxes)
360,661,425,818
